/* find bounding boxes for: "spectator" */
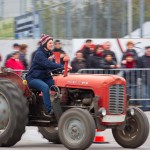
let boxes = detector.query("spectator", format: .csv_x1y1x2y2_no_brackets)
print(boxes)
19,44,29,70
138,46,150,110
5,43,20,64
82,39,93,60
5,50,25,75
138,46,150,68
122,53,137,68
103,41,117,63
88,45,104,68
100,53,119,69
122,41,138,64
71,51,87,73
122,53,138,99
53,40,66,64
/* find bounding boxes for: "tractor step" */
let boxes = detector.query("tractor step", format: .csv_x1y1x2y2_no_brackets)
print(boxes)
28,120,52,127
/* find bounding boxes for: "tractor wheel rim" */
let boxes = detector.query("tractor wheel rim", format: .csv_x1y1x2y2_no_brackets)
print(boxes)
0,92,10,135
121,117,139,139
64,118,85,143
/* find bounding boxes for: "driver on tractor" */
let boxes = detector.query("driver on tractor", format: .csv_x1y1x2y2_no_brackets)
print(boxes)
26,34,64,116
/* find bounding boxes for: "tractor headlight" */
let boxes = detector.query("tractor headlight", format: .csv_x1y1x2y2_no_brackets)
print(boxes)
98,108,107,116
127,108,135,116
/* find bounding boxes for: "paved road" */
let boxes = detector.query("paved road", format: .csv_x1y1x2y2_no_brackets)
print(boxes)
1,112,150,150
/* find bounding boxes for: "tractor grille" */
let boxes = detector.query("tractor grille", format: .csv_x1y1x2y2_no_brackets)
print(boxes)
109,85,125,114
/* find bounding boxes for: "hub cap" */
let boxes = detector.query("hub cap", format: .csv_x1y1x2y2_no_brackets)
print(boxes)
64,119,85,143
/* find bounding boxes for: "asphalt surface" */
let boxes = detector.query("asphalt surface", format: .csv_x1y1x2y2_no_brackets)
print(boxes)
0,112,150,150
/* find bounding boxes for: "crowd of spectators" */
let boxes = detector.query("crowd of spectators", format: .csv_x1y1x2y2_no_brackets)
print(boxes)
70,39,150,72
1,39,150,73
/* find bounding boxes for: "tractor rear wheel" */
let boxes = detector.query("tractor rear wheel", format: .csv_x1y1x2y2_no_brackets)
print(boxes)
38,126,61,144
0,79,28,147
58,108,95,150
112,107,149,148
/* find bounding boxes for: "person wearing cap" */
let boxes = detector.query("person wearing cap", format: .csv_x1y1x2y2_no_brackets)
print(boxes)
53,40,66,65
26,34,64,116
5,50,25,75
100,53,119,69
122,41,138,65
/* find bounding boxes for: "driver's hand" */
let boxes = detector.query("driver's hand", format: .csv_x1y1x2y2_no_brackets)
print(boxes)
48,55,54,61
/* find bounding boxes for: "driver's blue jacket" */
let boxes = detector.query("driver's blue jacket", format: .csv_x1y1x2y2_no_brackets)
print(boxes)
26,45,63,82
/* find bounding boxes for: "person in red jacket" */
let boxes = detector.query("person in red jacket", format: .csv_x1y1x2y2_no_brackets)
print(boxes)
5,50,25,75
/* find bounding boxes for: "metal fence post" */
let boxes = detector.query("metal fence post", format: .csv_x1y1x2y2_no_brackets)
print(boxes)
139,0,144,38
127,0,133,38
77,8,82,38
65,1,72,39
51,8,56,38
107,0,112,38
122,0,126,37
92,0,97,38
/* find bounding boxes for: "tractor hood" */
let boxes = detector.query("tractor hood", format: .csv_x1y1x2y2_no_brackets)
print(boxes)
54,74,126,93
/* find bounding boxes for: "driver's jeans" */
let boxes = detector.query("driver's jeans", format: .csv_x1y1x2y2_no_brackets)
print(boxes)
28,78,54,113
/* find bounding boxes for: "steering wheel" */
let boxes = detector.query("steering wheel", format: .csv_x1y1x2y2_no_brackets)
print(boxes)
50,67,64,76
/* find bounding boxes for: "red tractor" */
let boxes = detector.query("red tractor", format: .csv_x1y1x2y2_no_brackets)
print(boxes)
0,55,149,150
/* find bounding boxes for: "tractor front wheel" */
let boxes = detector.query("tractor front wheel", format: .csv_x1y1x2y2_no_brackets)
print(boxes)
58,108,95,150
112,107,149,148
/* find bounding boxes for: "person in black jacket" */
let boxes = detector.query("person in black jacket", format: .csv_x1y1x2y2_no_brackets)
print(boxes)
100,53,119,69
103,41,117,63
122,41,138,64
53,40,66,64
88,45,104,68
82,39,93,59
71,51,87,73
138,46,150,109
26,34,65,116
